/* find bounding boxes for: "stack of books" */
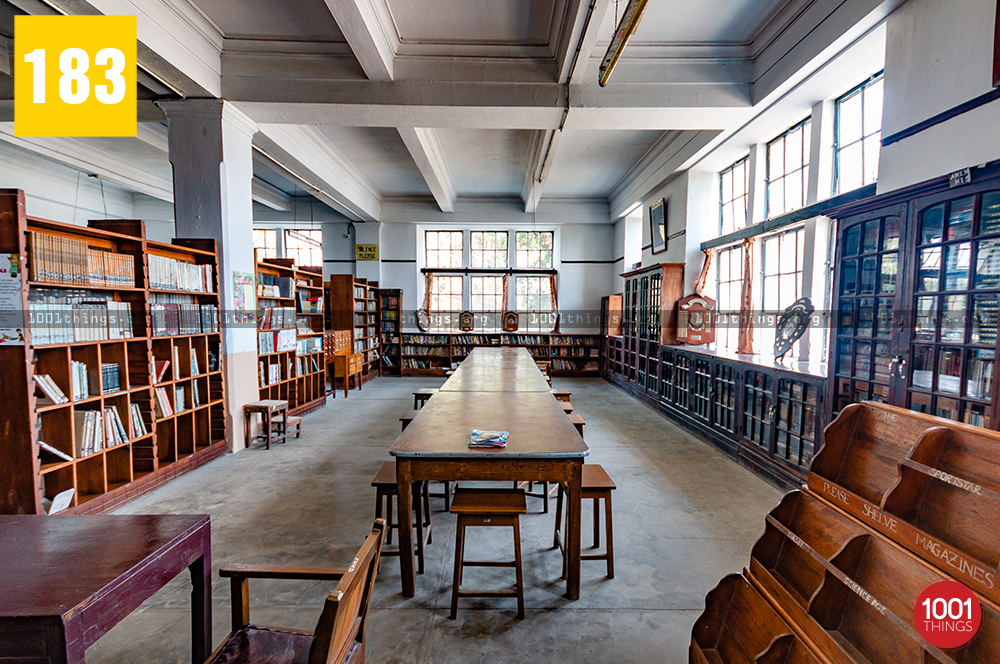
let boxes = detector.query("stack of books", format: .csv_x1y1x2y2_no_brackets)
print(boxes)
468,429,509,448
150,303,219,337
149,255,214,292
70,361,90,400
35,374,69,404
28,231,135,287
259,329,296,354
154,386,174,418
129,403,148,437
257,274,293,298
72,407,131,457
101,363,120,394
258,306,297,330
28,297,134,344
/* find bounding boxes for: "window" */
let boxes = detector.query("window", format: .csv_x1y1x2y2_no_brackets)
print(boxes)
716,245,744,350
761,227,806,353
284,229,322,267
515,275,555,332
253,229,277,259
471,275,504,331
720,157,750,235
429,275,463,312
766,119,812,219
836,73,884,193
516,231,553,268
426,230,463,268
470,231,508,268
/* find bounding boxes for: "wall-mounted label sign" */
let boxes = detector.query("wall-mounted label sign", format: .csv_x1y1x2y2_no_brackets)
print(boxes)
15,15,137,137
949,167,972,188
356,244,379,261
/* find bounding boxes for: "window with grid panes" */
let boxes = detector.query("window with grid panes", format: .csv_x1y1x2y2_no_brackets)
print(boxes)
470,231,508,268
766,119,812,219
515,275,556,332
516,231,553,268
716,245,743,350
284,229,322,267
253,229,277,259
471,275,504,331
836,73,883,193
907,192,1000,427
720,157,750,235
425,230,463,268
761,228,805,355
427,274,463,331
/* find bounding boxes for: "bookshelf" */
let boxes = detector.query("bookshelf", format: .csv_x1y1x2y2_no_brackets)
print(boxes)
255,257,327,415
325,275,380,385
398,333,600,377
378,288,402,376
0,189,227,515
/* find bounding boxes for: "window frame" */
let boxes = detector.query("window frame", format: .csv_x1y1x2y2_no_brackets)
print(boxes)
425,230,464,269
283,228,322,267
766,118,812,220
470,231,509,269
719,156,751,235
715,244,744,351
253,229,278,260
759,226,807,354
834,71,884,194
515,231,554,269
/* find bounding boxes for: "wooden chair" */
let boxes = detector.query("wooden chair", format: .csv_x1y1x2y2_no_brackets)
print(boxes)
274,415,302,439
412,388,438,410
568,413,585,438
553,464,616,579
206,519,385,664
550,388,572,402
399,410,419,431
450,488,527,620
372,462,432,574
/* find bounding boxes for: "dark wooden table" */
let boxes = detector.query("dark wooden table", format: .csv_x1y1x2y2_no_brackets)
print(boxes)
390,349,589,600
0,514,211,664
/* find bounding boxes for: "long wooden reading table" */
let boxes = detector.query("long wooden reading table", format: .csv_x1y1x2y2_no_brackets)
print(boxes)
390,348,589,599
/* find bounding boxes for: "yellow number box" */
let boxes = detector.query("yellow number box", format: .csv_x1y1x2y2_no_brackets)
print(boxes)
15,15,137,137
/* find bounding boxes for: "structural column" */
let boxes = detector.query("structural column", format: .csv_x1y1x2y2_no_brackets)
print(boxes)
160,99,259,452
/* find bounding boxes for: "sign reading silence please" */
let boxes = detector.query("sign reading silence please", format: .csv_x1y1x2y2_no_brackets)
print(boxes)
15,15,137,137
356,244,379,261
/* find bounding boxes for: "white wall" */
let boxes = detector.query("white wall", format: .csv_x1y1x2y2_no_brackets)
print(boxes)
132,193,175,243
878,0,1000,192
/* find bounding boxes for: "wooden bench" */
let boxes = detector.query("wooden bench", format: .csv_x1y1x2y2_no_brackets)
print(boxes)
568,413,585,438
399,410,419,431
412,388,438,410
550,388,572,402
560,401,573,414
450,488,527,620
273,414,301,439
554,464,615,578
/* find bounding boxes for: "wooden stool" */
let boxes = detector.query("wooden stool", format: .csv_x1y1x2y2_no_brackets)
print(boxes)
514,480,558,513
243,400,288,449
568,413,585,438
273,415,301,439
554,464,616,579
400,409,419,431
450,488,527,620
372,462,432,574
429,480,453,511
413,388,438,410
560,401,574,414
550,388,572,402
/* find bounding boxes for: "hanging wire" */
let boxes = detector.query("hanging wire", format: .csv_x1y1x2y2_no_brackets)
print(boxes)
615,0,619,27
72,172,81,225
99,178,107,218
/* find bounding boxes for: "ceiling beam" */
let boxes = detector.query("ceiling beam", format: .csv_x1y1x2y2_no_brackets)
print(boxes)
252,177,293,212
556,0,614,84
521,129,562,213
397,127,456,213
253,123,381,222
321,0,395,81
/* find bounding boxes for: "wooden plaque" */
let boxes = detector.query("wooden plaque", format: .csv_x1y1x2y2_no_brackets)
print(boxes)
458,310,474,332
502,311,519,332
676,294,715,345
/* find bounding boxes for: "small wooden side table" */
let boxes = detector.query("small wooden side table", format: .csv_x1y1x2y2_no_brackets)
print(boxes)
244,400,289,449
331,352,363,398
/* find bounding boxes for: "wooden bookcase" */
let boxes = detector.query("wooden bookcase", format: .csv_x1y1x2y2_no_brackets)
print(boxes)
0,189,227,515
378,288,402,376
255,257,326,415
398,333,601,377
325,275,380,383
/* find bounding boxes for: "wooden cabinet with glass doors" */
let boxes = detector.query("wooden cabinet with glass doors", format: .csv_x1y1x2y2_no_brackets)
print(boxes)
829,163,1000,431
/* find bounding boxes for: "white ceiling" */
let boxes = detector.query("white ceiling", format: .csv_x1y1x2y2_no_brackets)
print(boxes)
384,0,557,45
195,0,346,41
316,126,431,196
437,130,534,197
544,129,663,198
623,0,791,44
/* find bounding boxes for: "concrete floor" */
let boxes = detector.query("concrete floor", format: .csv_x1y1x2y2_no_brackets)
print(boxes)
89,377,782,664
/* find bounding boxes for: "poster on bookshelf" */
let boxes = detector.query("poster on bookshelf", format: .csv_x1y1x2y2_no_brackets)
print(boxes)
0,253,25,345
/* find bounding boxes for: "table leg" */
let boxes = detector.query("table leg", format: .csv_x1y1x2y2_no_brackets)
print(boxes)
244,412,251,449
396,459,416,597
343,374,348,399
565,462,582,600
189,527,212,663
62,619,86,664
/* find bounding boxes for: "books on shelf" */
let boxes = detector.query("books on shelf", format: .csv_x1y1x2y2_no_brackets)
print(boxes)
257,274,292,298
296,336,322,355
154,360,170,383
28,295,134,345
296,289,324,314
175,386,187,413
150,303,219,337
259,329,296,354
101,363,120,394
27,231,136,288
149,254,214,292
258,306,297,330
190,352,200,376
71,360,90,400
38,439,73,462
154,386,173,418
129,403,148,437
71,407,128,457
34,374,68,404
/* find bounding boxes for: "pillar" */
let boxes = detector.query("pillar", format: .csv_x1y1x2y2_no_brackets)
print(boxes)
160,99,258,453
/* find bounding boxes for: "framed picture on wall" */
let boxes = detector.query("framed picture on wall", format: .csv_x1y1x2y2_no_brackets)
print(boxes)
650,198,667,254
